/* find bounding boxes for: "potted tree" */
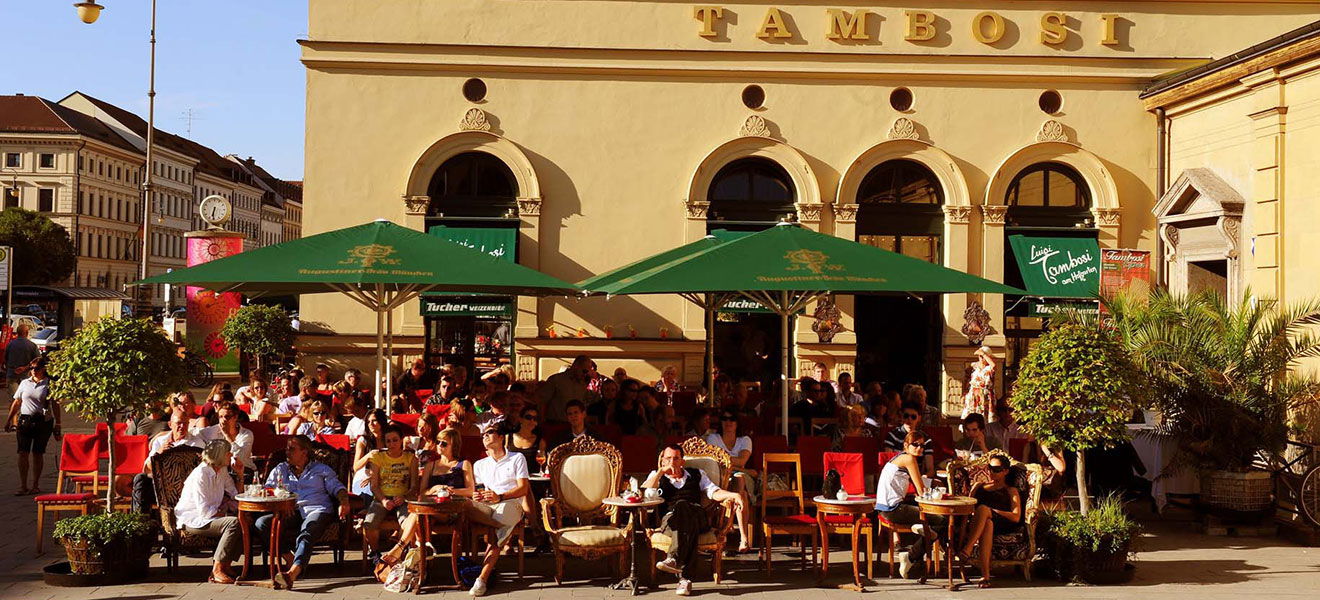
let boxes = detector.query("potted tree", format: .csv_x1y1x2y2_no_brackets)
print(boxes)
1102,290,1320,515
220,303,295,376
51,511,156,577
1048,494,1140,584
47,317,187,575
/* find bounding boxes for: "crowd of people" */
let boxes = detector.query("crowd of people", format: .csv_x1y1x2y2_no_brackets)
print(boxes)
8,346,1136,595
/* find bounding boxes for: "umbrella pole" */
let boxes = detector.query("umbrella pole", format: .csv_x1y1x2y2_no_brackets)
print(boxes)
375,285,386,408
705,294,715,403
385,300,394,404
780,290,791,437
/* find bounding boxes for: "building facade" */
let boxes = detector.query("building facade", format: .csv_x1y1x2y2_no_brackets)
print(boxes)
299,1,1320,411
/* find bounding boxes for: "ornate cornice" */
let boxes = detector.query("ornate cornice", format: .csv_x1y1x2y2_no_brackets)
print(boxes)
980,205,1008,225
403,195,430,215
459,108,491,131
1036,119,1069,143
887,117,920,141
517,196,542,217
943,205,973,224
684,199,711,220
1095,207,1121,228
833,203,859,224
795,202,824,223
740,115,772,138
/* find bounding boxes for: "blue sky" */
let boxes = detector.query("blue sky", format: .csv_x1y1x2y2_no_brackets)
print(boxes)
3,1,308,180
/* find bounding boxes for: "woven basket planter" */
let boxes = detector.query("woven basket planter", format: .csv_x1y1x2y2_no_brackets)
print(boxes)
1202,469,1273,513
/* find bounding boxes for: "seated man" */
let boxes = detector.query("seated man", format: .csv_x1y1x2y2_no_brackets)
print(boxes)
133,407,206,514
173,439,241,583
464,420,531,597
955,412,1003,456
254,435,353,589
549,399,594,448
364,424,418,557
643,443,745,596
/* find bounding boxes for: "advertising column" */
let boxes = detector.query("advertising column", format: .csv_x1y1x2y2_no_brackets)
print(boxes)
183,230,245,374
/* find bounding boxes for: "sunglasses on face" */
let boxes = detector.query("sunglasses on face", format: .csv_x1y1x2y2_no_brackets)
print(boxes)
438,441,449,448
989,464,1008,473
312,411,325,417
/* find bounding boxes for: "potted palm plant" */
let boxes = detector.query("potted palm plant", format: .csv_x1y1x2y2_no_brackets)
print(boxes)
1101,290,1320,515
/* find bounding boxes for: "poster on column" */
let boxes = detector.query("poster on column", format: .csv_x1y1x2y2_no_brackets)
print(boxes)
186,234,244,373
1100,249,1152,299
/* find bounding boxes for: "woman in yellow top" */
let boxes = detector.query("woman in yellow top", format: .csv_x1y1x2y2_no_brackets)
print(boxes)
363,425,418,556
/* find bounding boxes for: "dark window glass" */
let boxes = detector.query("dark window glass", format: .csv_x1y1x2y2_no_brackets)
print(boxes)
4,153,19,168
426,151,518,218
707,157,795,224
38,188,54,212
39,154,55,169
855,159,945,251
1004,162,1092,228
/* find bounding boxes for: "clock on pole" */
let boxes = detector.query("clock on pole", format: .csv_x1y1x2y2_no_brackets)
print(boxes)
199,194,232,228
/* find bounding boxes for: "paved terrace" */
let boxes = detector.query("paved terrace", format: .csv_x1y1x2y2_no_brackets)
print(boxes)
0,418,1315,599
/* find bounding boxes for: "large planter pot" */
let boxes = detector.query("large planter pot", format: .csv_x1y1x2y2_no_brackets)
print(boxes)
1202,469,1273,513
58,534,151,577
1075,543,1133,584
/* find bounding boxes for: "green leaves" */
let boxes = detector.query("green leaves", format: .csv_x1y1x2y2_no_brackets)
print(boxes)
48,318,188,420
53,512,155,545
0,207,76,285
219,304,294,364
1050,495,1140,554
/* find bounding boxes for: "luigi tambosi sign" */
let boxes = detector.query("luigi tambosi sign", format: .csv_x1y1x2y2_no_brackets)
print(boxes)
1007,235,1101,299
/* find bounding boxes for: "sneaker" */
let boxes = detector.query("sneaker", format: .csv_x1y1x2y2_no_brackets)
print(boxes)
676,578,692,596
656,558,682,575
469,578,488,597
910,523,926,538
898,551,914,579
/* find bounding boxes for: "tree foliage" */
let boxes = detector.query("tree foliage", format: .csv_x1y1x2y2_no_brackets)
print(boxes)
0,207,77,285
220,304,294,373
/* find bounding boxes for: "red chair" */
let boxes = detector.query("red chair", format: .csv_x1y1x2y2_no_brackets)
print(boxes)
758,406,780,438
1009,437,1030,462
621,435,658,476
110,435,149,511
823,452,866,496
391,413,421,435
317,433,352,451
541,422,569,447
842,436,881,478
36,434,101,553
93,422,129,460
424,403,451,421
671,391,697,415
595,423,623,448
461,435,487,464
926,426,955,464
749,435,788,477
794,435,831,478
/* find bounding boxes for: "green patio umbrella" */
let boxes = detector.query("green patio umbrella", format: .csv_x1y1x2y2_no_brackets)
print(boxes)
136,219,579,402
588,222,1023,434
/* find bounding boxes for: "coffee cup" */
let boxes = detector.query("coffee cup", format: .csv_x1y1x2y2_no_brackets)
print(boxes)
436,488,452,499
643,487,662,500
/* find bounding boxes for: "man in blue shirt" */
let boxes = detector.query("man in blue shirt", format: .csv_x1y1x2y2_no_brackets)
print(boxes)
254,435,350,589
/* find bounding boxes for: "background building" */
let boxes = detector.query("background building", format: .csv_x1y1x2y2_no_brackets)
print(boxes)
0,92,303,314
298,1,1320,412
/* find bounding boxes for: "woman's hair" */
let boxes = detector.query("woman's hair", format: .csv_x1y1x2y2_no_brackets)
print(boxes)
208,383,226,398
840,404,866,428
902,384,927,406
202,439,232,466
903,429,929,448
332,380,353,396
450,397,475,413
417,413,440,439
300,398,329,421
298,378,317,397
437,427,461,456
362,409,389,447
171,391,196,406
213,390,235,405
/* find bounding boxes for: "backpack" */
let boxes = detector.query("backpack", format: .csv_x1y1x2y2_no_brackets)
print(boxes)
821,468,841,499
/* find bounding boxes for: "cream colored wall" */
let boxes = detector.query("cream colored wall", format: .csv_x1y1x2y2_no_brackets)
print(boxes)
1279,68,1320,307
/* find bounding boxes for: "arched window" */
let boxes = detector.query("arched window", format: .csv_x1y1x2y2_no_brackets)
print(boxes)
707,157,795,226
1004,162,1091,227
426,151,517,219
856,159,943,263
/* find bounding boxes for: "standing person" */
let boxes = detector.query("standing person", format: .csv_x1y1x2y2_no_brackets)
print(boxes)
645,444,745,596
174,439,242,584
363,425,418,557
874,430,939,579
963,346,997,420
4,324,41,398
197,403,255,482
132,408,205,513
835,372,864,408
464,420,531,597
255,435,353,590
394,358,439,413
536,355,592,425
4,356,60,495
653,365,681,395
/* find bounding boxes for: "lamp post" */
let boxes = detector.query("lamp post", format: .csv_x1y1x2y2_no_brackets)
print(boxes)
76,1,156,316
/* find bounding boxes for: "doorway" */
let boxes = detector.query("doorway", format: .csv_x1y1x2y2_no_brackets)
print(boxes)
854,294,943,398
712,311,782,394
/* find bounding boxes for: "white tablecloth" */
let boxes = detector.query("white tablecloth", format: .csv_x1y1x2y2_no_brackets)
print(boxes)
1128,425,1199,510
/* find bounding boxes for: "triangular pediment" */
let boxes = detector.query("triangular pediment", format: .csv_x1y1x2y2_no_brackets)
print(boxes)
1153,168,1245,220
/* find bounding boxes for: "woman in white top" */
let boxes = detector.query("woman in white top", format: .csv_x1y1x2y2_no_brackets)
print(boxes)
874,429,938,578
352,409,389,497
704,411,755,553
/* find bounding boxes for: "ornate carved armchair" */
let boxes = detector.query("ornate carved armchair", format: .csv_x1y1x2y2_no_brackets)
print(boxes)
647,436,737,584
539,435,630,583
944,450,1043,580
150,445,209,572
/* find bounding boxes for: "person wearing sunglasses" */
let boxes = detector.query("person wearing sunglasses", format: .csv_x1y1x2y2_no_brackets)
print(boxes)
956,452,1021,588
382,428,476,567
465,420,531,596
198,402,255,482
286,398,340,437
875,429,939,579
883,402,934,473
705,412,756,554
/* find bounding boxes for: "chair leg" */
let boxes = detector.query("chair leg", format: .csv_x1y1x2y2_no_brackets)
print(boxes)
36,508,45,555
888,530,897,578
713,546,723,584
866,528,874,580
765,529,773,573
517,532,525,580
554,549,564,584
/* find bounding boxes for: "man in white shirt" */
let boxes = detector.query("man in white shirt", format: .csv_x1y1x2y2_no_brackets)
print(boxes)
464,420,530,597
197,403,255,480
835,372,864,408
174,439,241,583
133,408,206,514
643,444,744,596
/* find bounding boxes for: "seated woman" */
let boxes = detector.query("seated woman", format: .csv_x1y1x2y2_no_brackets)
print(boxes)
705,411,755,554
286,398,341,437
382,428,474,561
957,453,1022,588
607,381,648,436
834,404,872,447
406,413,442,464
363,425,419,556
874,429,938,579
351,409,389,499
445,398,482,437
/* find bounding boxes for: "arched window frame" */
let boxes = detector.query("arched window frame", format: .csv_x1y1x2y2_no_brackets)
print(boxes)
425,151,519,219
706,157,796,227
1004,162,1092,228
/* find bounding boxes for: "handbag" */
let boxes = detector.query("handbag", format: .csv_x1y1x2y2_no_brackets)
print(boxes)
821,468,841,499
15,413,41,434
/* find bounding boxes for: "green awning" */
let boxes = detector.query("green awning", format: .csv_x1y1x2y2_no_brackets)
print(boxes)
422,226,518,315
1007,235,1101,299
577,229,747,292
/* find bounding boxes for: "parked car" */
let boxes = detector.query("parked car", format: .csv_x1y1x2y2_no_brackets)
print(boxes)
32,327,59,353
6,314,46,332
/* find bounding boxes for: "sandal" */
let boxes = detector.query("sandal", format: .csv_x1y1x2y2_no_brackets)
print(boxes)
278,572,294,591
208,573,235,585
976,577,992,589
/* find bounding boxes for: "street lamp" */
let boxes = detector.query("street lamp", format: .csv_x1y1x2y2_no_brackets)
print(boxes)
77,0,157,316
74,2,104,24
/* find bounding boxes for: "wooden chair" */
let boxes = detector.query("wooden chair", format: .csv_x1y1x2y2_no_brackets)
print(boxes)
820,452,874,579
944,450,1043,581
305,441,352,565
150,445,208,571
759,452,817,573
540,435,630,583
873,450,911,577
647,436,737,584
35,434,101,554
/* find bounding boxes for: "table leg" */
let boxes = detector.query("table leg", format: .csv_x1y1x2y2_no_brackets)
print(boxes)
946,514,955,590
450,514,463,588
415,514,430,595
269,512,282,587
608,508,641,594
817,513,829,584
238,511,252,581
849,515,862,591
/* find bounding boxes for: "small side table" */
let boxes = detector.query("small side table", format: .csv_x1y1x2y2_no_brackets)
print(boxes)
236,495,298,587
408,497,468,593
602,496,664,595
812,495,876,591
914,495,977,590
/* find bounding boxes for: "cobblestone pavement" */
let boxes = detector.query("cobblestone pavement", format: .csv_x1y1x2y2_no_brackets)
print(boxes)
0,418,1316,599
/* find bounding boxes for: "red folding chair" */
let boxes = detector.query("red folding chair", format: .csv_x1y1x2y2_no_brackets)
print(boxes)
822,452,866,496
595,423,623,448
110,435,149,511
842,436,881,478
317,433,352,451
424,402,451,421
621,435,658,477
36,435,101,553
391,413,421,436
93,422,129,460
926,426,955,464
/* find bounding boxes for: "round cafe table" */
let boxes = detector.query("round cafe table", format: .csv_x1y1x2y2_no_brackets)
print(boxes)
236,494,298,588
914,495,977,590
602,496,664,595
407,497,468,593
812,495,875,591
